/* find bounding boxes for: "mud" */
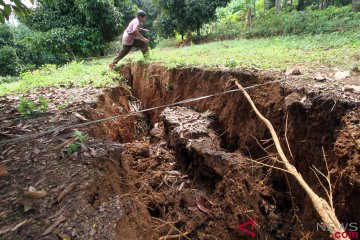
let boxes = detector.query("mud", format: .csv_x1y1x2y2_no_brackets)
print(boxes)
114,62,359,239
0,63,359,240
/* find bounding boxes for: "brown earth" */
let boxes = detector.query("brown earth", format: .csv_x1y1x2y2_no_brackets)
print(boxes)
0,62,359,240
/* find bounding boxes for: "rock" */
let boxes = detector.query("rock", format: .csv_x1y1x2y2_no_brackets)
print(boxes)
313,74,332,82
343,85,360,94
285,68,302,76
334,71,350,80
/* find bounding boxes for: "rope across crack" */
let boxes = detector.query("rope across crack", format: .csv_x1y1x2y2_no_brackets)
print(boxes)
0,79,287,145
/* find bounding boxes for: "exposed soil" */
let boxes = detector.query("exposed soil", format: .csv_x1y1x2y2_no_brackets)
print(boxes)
0,62,359,240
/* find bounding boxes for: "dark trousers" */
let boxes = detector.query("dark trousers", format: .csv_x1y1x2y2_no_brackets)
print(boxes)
112,39,149,64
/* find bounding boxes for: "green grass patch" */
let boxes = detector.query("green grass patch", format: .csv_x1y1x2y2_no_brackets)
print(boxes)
129,30,360,70
0,59,118,96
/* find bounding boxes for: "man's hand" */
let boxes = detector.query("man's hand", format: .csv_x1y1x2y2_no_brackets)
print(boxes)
141,28,151,33
143,38,150,43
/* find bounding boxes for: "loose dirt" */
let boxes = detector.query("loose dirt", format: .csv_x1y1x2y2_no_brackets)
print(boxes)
0,63,359,240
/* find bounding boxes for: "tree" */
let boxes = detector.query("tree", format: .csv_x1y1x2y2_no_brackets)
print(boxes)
155,0,230,41
0,0,34,23
24,0,135,42
353,0,360,11
275,0,281,13
19,0,136,59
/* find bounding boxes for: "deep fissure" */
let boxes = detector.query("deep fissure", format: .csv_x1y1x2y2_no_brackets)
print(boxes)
82,63,359,240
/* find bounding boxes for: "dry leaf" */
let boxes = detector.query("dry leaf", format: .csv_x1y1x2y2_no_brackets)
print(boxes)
0,223,16,235
48,207,65,220
177,182,185,192
74,112,88,121
32,148,41,156
0,163,8,177
187,206,198,212
285,68,302,76
17,198,35,212
24,190,47,199
313,74,327,82
57,182,76,203
42,215,66,236
11,219,30,232
195,197,210,213
343,85,360,94
57,232,71,240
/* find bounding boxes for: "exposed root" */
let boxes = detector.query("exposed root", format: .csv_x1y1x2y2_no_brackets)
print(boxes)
234,80,349,240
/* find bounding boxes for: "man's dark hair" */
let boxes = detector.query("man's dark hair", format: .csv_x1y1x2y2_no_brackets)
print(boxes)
137,10,147,18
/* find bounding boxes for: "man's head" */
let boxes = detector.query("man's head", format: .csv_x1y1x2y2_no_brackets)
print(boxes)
137,10,147,23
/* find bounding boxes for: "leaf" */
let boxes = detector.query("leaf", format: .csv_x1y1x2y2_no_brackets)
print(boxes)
195,196,210,213
285,68,302,76
42,215,66,236
17,198,35,212
187,206,198,212
24,190,47,199
3,4,11,20
0,223,16,235
177,182,185,192
11,219,31,232
74,112,88,121
57,232,71,240
0,12,4,23
0,163,8,177
57,182,76,203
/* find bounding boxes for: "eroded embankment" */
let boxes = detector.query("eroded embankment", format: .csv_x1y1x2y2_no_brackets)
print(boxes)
112,62,360,239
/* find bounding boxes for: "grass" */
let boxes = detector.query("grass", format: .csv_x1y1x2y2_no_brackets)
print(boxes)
1,31,359,96
129,30,360,70
0,59,119,96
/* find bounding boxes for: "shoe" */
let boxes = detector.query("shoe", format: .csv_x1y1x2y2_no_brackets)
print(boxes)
109,63,115,71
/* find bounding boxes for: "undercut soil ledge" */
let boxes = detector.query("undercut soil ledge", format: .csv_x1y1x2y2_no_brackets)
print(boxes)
0,62,359,240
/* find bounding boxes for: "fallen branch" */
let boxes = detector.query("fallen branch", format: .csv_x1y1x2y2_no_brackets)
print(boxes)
234,80,349,240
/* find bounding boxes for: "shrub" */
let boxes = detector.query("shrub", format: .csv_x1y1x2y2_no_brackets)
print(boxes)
0,46,19,76
201,5,360,39
0,24,14,48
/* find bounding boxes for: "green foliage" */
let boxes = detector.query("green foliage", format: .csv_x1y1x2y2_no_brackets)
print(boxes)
155,0,230,39
201,5,360,39
0,24,14,48
0,0,34,23
24,0,135,42
246,6,360,37
130,30,360,70
0,59,119,96
0,45,19,76
67,130,88,156
17,96,49,116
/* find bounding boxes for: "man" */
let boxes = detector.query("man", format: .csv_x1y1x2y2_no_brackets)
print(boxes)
109,10,150,71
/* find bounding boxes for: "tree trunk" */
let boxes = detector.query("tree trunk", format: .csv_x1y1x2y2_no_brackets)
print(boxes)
196,24,200,43
253,0,257,18
353,0,360,11
246,5,252,27
275,0,281,13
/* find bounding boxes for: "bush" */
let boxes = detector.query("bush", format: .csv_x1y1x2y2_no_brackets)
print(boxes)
0,24,14,48
245,6,360,37
201,5,360,39
0,46,19,76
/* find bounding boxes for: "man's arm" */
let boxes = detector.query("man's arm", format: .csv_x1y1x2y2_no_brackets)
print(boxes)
135,29,149,43
139,28,150,33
